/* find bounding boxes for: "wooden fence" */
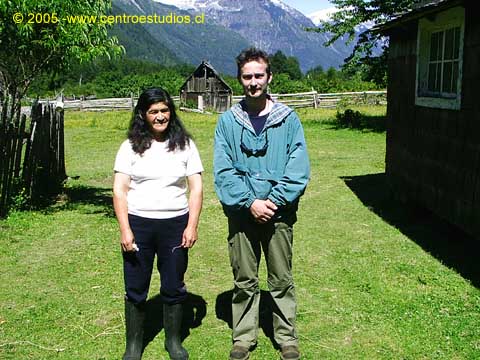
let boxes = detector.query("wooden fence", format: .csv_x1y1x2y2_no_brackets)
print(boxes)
45,95,180,112
0,100,23,217
234,90,387,109
0,100,66,217
39,91,386,113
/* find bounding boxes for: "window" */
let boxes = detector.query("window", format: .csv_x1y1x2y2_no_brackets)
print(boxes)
416,6,464,110
427,27,460,95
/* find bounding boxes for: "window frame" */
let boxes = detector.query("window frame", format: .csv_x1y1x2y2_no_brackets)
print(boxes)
415,6,465,110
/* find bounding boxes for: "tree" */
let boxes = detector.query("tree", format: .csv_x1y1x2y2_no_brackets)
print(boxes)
269,51,303,80
306,65,324,79
270,73,309,94
310,0,415,85
0,0,122,114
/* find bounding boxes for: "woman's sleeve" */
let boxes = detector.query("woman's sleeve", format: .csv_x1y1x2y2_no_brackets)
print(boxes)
186,140,204,176
114,140,133,175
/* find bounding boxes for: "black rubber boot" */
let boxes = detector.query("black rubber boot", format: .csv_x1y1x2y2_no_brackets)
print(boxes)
163,303,188,360
123,299,145,360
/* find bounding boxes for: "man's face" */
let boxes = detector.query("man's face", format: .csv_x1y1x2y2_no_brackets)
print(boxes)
239,59,272,98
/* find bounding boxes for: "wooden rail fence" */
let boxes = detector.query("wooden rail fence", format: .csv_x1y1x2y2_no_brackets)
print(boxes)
37,91,386,113
233,90,386,108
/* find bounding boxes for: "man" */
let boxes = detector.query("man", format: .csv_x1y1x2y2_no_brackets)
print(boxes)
213,47,310,360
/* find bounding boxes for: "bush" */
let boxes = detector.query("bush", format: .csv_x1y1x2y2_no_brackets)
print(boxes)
336,109,362,128
8,179,30,212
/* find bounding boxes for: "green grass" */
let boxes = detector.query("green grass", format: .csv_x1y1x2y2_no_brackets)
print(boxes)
1,106,479,359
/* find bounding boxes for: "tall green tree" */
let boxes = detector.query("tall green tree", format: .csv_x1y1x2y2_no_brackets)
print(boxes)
270,51,303,80
317,0,414,55
311,0,415,86
0,0,122,113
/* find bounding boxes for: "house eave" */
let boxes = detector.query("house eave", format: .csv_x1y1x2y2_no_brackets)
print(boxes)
372,0,463,34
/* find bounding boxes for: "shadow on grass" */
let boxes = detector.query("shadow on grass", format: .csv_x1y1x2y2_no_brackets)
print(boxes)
323,111,386,133
142,292,207,350
342,172,480,289
215,289,281,349
47,184,115,217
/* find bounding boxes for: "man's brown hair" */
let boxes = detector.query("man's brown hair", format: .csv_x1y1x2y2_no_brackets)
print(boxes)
236,47,271,79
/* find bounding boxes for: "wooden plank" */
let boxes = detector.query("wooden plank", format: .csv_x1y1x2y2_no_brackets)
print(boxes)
13,114,27,178
0,124,13,215
58,109,66,180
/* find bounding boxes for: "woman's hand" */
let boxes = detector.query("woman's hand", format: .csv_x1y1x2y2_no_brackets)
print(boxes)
182,226,198,248
183,173,203,248
120,228,137,252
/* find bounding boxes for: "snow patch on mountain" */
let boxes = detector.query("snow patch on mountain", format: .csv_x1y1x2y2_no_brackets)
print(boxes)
269,0,294,13
154,0,244,12
152,0,197,10
129,0,147,13
308,7,339,25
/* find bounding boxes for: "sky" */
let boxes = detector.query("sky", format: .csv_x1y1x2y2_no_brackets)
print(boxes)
281,0,334,15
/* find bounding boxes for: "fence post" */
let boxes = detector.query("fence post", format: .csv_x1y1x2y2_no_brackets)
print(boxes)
0,99,23,217
13,114,27,178
57,107,66,180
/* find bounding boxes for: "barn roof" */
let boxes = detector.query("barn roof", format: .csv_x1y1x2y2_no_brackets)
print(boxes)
180,61,232,92
373,0,463,33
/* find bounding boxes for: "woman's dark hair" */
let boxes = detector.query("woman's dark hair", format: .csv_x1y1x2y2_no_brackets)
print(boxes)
128,87,191,154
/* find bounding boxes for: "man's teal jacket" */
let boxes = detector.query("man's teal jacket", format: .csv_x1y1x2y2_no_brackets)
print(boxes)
213,100,310,220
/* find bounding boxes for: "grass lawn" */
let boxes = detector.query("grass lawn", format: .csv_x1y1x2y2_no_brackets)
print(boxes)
0,106,479,359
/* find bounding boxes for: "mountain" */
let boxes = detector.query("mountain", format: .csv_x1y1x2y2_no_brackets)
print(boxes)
308,7,340,26
111,0,363,74
112,0,250,74
153,0,357,72
110,2,180,66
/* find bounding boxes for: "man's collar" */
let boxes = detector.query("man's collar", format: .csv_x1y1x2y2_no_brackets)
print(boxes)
231,95,293,132
240,94,273,116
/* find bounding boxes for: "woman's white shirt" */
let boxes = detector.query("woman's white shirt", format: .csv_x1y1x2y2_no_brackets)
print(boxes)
114,139,203,219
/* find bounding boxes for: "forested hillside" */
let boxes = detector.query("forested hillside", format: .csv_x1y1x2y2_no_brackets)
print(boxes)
28,51,383,99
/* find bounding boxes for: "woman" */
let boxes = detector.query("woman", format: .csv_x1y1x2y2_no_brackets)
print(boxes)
113,88,203,360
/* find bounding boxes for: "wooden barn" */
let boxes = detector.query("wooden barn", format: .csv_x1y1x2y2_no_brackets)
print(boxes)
379,0,480,238
179,61,232,113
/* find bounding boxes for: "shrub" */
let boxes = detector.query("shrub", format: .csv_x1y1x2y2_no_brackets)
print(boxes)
336,108,362,128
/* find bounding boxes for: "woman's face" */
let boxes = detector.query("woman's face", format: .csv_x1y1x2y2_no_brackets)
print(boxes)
145,101,171,138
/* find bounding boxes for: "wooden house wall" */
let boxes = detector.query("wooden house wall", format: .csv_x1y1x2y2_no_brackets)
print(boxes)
182,91,231,112
386,6,480,238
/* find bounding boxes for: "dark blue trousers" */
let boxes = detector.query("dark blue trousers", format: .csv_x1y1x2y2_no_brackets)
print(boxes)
123,213,189,305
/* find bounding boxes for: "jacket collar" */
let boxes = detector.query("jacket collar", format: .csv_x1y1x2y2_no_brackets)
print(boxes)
231,96,293,133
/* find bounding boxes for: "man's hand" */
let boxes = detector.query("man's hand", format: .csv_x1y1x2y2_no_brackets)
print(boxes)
250,199,278,223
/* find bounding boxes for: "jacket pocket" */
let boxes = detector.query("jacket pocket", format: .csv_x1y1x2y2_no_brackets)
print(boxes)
245,174,272,199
